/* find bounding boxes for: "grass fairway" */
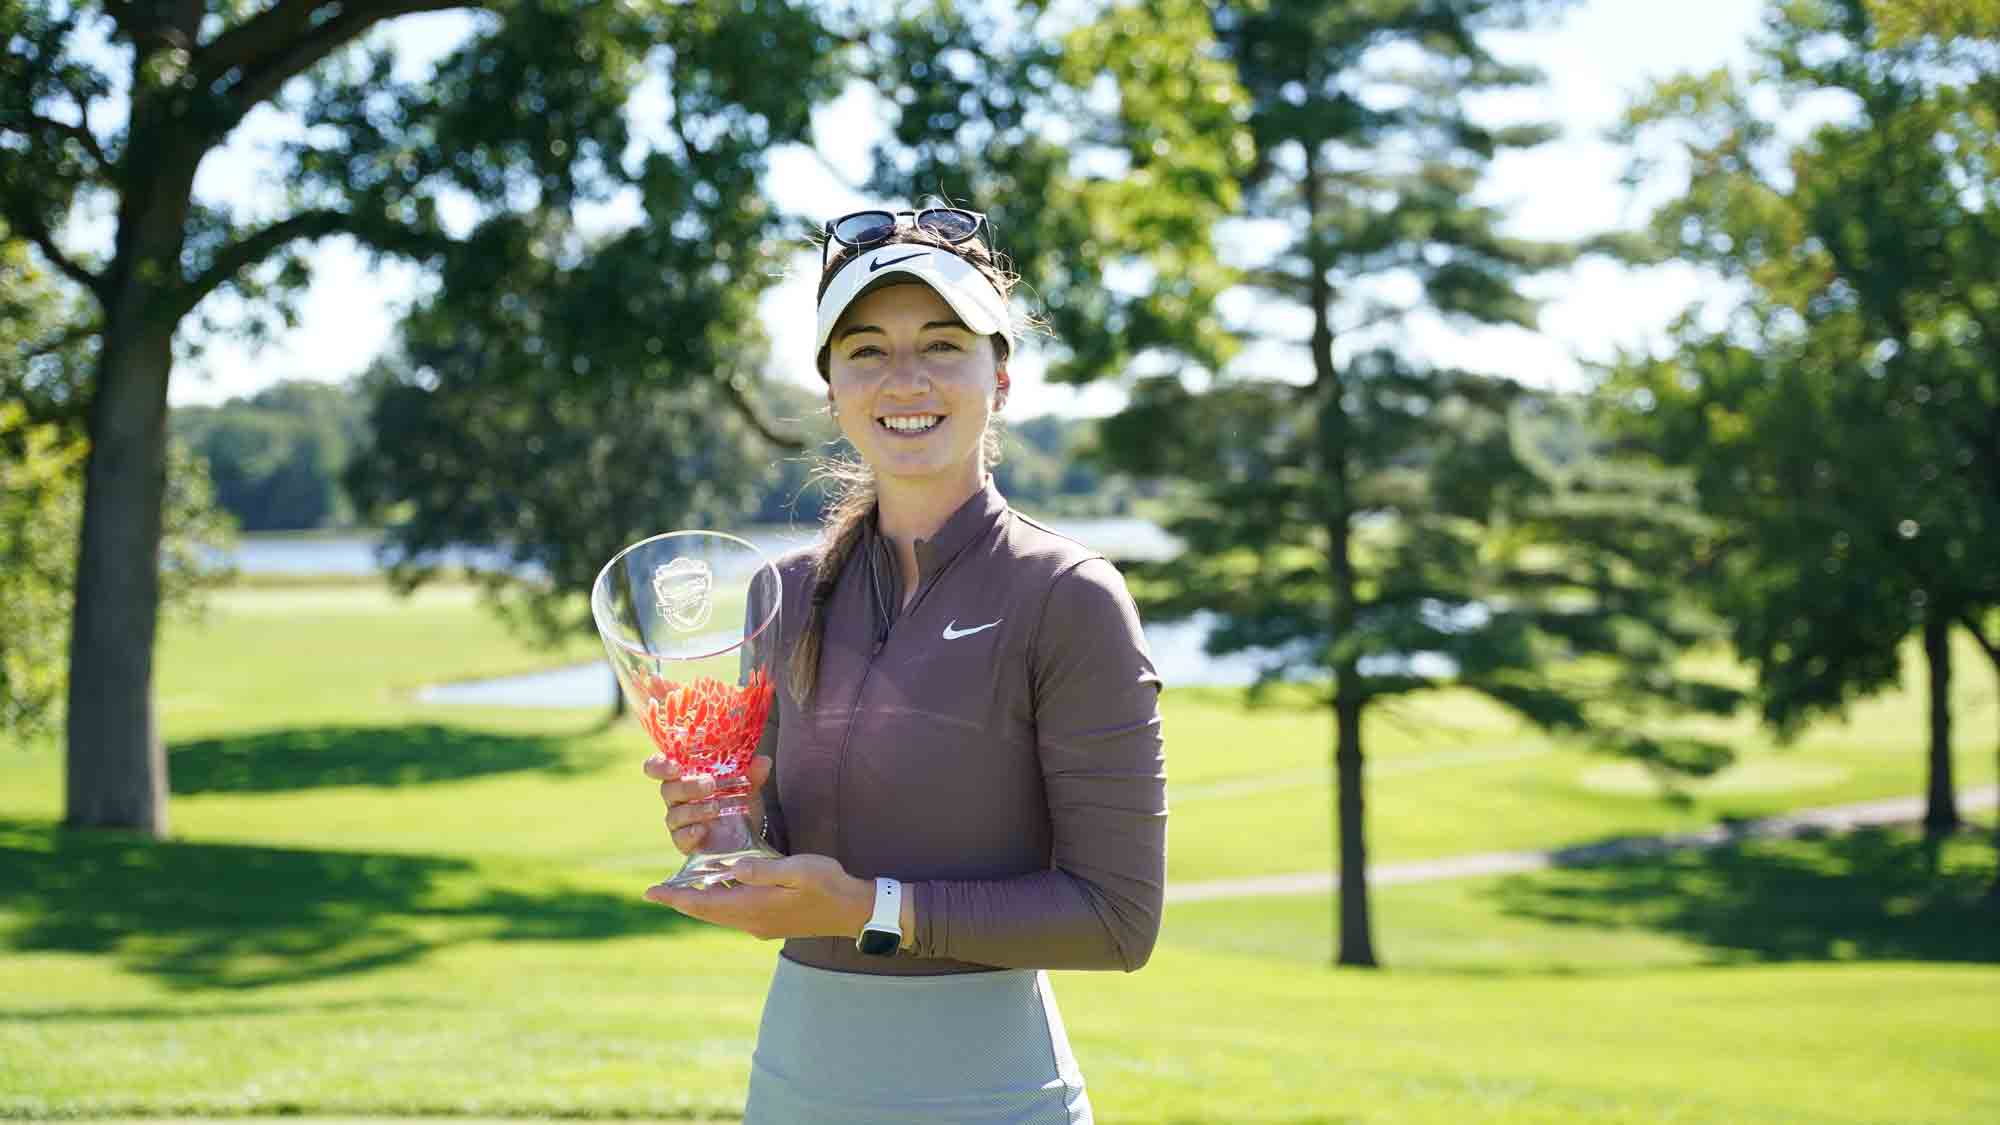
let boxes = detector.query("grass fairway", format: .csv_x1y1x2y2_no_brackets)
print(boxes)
2,582,1997,1122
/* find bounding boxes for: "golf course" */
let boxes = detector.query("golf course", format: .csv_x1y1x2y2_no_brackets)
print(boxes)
2,579,1995,1123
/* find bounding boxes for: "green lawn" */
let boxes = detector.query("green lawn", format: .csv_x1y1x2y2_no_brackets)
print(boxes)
2,582,1996,1122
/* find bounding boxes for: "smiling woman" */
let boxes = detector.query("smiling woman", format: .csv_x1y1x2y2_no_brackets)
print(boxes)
824,282,1004,517
810,214,1015,561
638,207,1168,1124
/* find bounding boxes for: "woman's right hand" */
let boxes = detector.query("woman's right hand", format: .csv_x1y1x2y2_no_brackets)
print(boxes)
643,754,772,856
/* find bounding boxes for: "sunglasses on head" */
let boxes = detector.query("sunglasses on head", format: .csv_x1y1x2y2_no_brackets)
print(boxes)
821,207,989,270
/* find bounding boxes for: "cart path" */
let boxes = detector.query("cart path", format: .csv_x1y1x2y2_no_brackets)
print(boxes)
1165,785,2000,904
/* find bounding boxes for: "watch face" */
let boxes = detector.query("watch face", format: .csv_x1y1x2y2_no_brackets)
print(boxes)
856,927,899,956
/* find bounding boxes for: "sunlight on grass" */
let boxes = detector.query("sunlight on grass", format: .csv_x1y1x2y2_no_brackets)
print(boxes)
2,579,1996,1121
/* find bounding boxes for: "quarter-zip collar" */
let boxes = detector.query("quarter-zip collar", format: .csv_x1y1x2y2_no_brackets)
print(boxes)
865,476,1009,626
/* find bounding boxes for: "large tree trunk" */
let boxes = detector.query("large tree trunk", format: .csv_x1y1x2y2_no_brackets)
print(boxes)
63,100,199,835
64,305,175,834
1334,692,1376,967
1922,610,1959,838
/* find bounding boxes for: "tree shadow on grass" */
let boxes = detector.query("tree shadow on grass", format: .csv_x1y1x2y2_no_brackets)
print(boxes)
168,723,586,794
0,819,696,992
0,997,419,1022
1488,825,1999,965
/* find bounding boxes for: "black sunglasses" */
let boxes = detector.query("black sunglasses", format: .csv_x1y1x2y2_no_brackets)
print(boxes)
821,208,989,270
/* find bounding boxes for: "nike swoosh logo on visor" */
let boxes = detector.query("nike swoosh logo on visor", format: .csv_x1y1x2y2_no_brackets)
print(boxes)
942,619,1002,640
870,252,927,273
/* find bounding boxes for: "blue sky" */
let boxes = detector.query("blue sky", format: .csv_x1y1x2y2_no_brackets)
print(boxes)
162,0,1769,415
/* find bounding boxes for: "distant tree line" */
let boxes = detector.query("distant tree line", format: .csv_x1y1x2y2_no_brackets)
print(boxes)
171,376,1156,535
170,381,368,532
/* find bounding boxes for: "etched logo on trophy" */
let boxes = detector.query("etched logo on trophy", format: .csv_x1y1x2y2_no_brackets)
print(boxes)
652,557,714,632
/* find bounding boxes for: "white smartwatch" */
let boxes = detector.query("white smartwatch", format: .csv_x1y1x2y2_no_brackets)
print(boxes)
855,876,902,956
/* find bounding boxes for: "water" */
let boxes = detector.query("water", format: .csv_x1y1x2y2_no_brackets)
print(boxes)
222,536,536,577
222,521,1312,699
214,516,1180,579
417,611,1292,707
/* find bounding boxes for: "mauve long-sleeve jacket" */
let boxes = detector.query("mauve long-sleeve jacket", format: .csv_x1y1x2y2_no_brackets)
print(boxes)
754,478,1167,976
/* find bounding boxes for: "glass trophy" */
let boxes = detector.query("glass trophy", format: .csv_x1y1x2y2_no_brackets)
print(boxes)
591,531,783,889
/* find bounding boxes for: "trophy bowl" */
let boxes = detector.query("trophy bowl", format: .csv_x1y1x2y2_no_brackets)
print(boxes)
591,530,784,889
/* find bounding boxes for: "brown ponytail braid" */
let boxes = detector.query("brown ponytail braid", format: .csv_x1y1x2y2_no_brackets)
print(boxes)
786,464,876,707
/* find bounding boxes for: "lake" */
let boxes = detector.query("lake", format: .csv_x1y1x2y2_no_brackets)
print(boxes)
416,610,1288,707
220,521,1302,697
219,517,1183,578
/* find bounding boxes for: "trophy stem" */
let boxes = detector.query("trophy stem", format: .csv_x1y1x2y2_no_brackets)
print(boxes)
663,771,783,889
706,770,758,818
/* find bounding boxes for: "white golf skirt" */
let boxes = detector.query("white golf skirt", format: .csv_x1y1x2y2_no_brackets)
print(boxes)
743,955,1092,1124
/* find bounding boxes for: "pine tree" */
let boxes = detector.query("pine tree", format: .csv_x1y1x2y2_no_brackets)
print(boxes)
864,0,1741,966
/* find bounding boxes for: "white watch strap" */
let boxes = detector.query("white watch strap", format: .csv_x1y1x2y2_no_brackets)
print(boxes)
868,877,902,933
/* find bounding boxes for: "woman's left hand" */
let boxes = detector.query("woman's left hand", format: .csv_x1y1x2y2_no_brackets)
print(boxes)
645,854,871,941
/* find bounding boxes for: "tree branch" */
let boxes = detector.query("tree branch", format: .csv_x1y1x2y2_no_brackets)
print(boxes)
1963,613,2000,665
721,373,807,451
1335,304,1415,338
170,208,353,317
25,321,100,359
196,1,343,79
1239,265,1311,296
200,0,487,124
104,0,202,50
5,206,108,300
23,113,109,168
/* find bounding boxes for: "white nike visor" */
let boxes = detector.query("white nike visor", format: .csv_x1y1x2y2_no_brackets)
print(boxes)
814,244,1011,357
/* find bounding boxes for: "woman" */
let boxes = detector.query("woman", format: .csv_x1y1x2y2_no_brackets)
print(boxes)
641,206,1166,1124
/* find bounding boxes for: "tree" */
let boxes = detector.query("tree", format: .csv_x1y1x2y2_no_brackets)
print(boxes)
1602,0,2000,872
0,0,840,833
346,349,796,659
2,236,88,742
0,400,86,743
1864,0,2000,62
173,381,365,531
2,240,232,746
1,226,93,425
340,0,850,663
1114,0,1751,970
850,0,1250,388
862,0,1740,967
